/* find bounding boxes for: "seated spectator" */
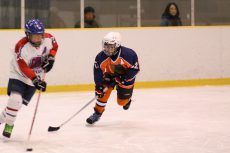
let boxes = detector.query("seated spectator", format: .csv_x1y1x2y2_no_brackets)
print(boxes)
75,6,100,28
160,2,182,26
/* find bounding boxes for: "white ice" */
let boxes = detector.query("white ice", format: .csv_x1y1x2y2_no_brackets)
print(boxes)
0,86,230,153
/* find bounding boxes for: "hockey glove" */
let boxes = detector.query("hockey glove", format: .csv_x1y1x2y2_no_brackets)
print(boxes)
113,64,127,75
95,85,105,98
42,55,55,73
32,76,47,92
102,73,116,87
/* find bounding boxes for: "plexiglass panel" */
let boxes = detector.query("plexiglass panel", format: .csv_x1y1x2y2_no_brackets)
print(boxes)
84,0,137,27
1,0,230,29
0,0,20,28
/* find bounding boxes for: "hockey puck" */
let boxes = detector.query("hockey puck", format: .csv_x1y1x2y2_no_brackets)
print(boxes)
26,148,33,151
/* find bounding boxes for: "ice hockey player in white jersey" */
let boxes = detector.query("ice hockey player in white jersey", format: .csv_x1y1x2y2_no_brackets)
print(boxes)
0,19,58,138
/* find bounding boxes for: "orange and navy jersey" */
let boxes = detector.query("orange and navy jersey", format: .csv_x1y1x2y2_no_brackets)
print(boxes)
94,46,140,87
9,33,58,86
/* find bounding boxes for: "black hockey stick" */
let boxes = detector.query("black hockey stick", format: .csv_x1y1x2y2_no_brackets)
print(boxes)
48,96,97,132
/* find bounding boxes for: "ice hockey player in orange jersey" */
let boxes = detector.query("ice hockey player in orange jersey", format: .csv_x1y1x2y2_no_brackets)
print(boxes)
86,32,140,124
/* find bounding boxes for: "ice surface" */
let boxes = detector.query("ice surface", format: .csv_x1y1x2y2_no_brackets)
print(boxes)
0,86,230,153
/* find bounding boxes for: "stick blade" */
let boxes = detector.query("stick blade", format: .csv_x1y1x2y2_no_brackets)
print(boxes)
48,126,60,132
26,148,33,151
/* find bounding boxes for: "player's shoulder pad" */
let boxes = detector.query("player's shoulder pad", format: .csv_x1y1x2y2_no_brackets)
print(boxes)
44,32,54,38
120,46,138,63
15,37,28,53
44,32,58,47
95,50,108,63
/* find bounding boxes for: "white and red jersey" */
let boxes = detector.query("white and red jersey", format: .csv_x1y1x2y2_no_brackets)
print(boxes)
10,33,58,86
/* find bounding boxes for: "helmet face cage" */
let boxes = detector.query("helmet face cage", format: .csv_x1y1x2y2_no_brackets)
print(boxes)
103,40,120,56
25,19,45,47
103,43,117,56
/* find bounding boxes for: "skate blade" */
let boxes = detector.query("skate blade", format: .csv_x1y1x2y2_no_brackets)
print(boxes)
1,136,10,142
85,123,96,127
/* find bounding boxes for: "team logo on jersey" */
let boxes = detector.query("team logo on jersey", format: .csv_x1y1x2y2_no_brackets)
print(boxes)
29,56,43,69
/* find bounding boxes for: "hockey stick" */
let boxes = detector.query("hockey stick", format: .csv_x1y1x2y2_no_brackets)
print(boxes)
48,84,113,132
26,74,46,152
26,89,42,152
48,96,97,132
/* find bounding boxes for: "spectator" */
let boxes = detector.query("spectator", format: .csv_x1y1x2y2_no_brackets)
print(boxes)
160,2,182,26
74,6,100,28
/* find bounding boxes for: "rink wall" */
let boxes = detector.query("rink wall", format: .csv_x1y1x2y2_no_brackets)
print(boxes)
1,26,230,93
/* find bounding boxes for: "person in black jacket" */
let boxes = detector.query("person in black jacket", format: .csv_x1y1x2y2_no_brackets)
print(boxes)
160,2,182,26
74,6,100,28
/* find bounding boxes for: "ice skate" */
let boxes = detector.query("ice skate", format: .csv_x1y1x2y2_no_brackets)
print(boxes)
2,124,14,138
123,99,132,110
86,111,102,124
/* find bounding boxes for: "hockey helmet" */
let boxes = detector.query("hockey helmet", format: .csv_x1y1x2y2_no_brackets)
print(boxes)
25,19,44,35
25,19,44,47
102,32,121,56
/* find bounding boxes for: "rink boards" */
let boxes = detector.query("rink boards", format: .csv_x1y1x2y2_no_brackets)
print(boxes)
0,26,230,94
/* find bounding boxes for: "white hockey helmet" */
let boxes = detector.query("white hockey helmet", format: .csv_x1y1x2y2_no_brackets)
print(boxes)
102,32,121,56
102,32,121,48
